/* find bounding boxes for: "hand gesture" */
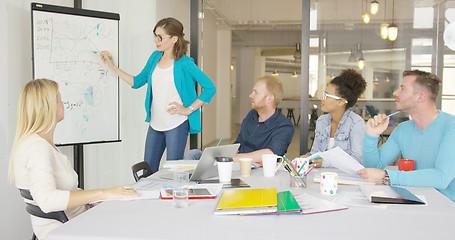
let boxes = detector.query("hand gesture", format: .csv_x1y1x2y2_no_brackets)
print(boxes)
100,50,115,69
357,168,386,184
102,185,139,200
365,113,389,136
167,102,192,116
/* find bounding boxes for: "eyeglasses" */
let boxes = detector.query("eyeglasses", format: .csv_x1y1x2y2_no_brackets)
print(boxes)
154,34,172,42
323,92,348,103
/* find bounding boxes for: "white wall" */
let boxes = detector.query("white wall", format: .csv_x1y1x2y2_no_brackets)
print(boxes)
216,29,232,140
201,10,218,146
1,0,191,238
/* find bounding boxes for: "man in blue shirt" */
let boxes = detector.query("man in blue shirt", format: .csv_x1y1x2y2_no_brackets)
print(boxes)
233,76,294,162
184,76,294,162
358,70,455,202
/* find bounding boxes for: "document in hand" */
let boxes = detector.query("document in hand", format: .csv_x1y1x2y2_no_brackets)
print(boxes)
360,185,425,204
214,188,277,215
317,147,364,176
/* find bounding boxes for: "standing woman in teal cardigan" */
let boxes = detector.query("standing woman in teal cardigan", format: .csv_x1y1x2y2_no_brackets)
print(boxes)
102,18,216,172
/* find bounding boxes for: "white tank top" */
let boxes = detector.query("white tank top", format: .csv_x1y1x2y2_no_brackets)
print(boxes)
149,64,187,131
327,138,335,149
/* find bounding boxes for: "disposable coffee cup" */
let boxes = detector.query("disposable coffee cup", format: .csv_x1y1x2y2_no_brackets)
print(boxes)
216,157,233,182
398,159,415,171
239,158,253,176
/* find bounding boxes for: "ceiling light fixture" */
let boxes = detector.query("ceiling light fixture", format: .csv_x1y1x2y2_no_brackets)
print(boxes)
358,56,365,70
370,0,379,15
362,0,370,24
293,43,301,62
291,72,298,78
362,13,371,24
388,0,398,41
380,23,389,39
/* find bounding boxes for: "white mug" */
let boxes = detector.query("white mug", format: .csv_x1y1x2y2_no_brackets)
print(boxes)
262,154,284,177
293,158,310,175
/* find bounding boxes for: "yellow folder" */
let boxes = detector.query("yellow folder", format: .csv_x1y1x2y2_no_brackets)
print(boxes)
216,188,277,210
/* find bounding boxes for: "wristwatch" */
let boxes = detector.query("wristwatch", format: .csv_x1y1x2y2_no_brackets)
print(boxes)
382,171,391,185
189,105,195,112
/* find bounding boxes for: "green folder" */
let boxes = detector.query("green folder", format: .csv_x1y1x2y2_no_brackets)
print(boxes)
240,191,301,215
277,191,302,213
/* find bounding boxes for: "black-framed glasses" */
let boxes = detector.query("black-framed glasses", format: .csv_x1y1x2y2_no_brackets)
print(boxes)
323,91,348,104
154,34,172,42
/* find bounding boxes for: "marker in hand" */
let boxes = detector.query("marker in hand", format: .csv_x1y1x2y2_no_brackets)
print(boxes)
92,51,113,60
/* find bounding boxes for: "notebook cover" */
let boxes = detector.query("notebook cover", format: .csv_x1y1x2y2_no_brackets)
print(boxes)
241,191,302,216
276,191,302,212
371,186,425,204
216,188,277,210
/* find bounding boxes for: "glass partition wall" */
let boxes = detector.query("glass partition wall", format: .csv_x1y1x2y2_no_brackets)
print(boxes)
199,0,455,156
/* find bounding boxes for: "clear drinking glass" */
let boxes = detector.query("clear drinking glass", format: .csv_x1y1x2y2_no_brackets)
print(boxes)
173,171,189,208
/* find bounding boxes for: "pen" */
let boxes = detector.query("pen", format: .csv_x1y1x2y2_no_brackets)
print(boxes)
125,188,135,191
304,165,316,177
385,111,401,118
92,50,113,60
297,161,307,175
216,137,223,147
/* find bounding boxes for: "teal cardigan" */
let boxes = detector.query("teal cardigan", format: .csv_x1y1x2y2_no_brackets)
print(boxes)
132,51,216,134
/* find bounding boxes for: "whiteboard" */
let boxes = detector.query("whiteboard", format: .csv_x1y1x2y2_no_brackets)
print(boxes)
32,3,120,145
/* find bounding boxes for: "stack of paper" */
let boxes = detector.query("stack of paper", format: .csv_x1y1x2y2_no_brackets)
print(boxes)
162,160,199,169
214,188,277,215
242,191,302,216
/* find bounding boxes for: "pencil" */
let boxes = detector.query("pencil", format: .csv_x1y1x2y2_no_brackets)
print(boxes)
304,165,316,176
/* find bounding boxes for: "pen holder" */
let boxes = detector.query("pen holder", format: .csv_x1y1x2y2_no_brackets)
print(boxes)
290,174,307,189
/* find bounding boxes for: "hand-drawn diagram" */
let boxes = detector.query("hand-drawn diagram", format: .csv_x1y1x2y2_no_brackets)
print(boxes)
33,10,119,145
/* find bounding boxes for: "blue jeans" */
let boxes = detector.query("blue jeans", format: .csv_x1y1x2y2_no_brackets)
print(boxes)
144,120,189,172
184,149,203,160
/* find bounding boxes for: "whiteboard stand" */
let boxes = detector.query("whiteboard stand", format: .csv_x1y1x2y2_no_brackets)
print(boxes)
74,144,84,188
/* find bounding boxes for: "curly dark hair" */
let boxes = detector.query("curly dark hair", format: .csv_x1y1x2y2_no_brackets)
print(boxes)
330,69,367,109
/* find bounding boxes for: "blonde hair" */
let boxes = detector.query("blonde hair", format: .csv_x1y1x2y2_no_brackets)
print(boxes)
257,76,284,107
8,79,59,182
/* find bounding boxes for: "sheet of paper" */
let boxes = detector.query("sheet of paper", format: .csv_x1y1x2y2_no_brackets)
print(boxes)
317,147,364,176
359,185,402,200
194,183,224,195
332,190,383,209
291,192,348,214
314,172,373,185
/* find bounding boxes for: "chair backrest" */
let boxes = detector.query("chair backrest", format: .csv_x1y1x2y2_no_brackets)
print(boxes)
19,189,69,223
131,161,153,182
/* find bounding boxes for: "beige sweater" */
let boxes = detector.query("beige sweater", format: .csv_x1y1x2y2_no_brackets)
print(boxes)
14,134,86,239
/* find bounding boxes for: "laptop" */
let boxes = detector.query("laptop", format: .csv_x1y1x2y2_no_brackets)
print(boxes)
161,143,240,181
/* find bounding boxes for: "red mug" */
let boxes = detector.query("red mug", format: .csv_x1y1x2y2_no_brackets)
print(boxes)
398,159,415,171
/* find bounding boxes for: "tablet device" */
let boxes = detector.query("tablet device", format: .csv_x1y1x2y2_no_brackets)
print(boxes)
160,188,216,199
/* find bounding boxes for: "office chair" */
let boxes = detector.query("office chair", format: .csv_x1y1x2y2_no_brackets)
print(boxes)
131,161,154,182
19,189,69,240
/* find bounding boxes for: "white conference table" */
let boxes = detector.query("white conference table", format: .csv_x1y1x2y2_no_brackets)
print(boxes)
47,166,455,240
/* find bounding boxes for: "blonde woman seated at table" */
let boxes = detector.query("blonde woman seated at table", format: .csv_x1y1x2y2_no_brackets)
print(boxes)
302,69,366,167
8,79,139,240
